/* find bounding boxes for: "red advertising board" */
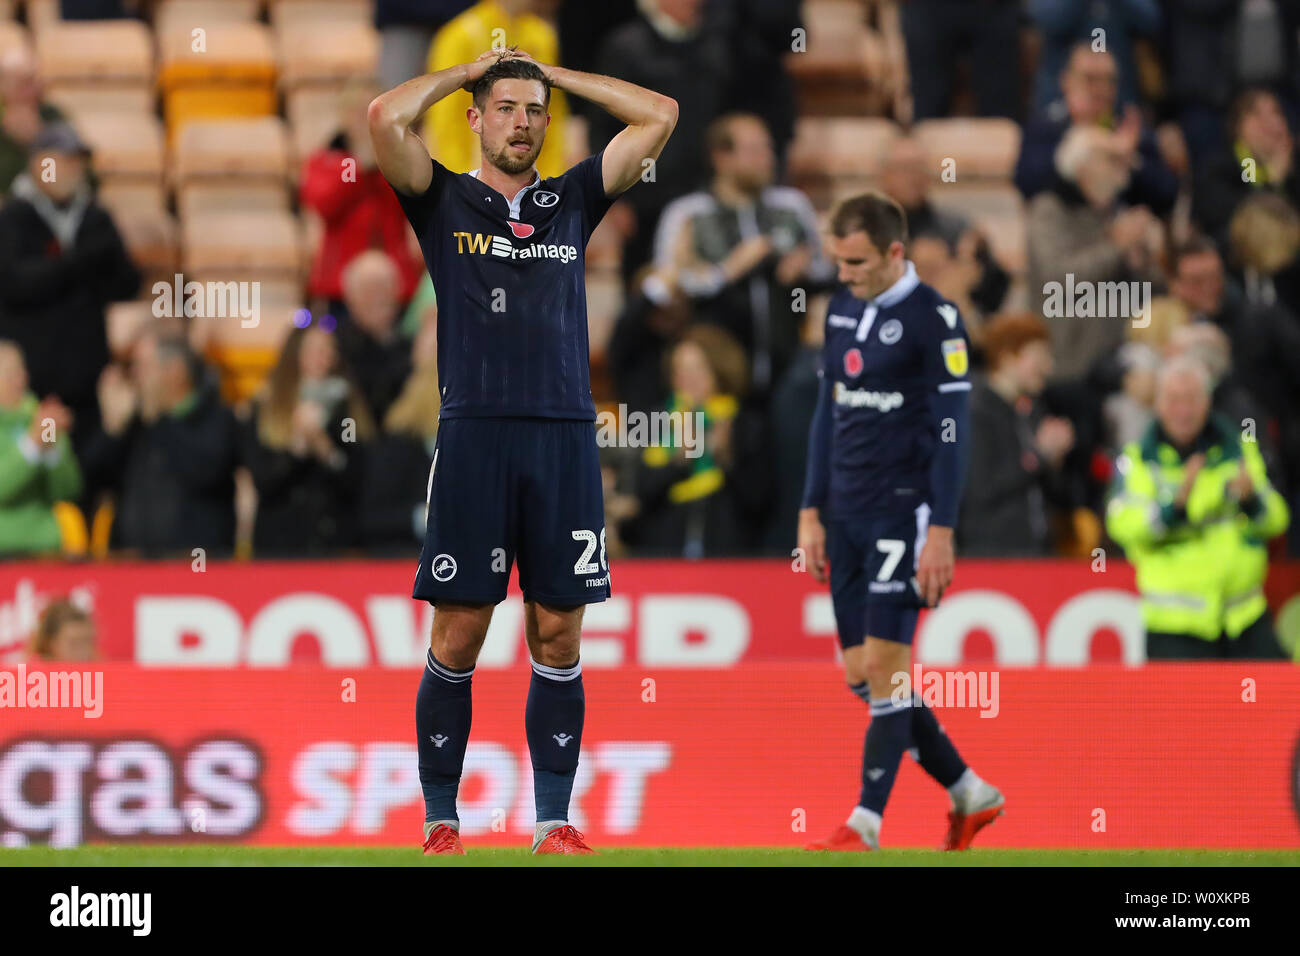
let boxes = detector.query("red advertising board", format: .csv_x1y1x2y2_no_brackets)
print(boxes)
2,664,1296,849
2,559,1297,667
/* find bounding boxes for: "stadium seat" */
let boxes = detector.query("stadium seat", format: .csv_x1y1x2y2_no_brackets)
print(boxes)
98,178,167,220
45,84,156,121
177,181,291,220
158,22,277,140
154,0,260,38
74,111,165,181
286,86,346,162
172,116,291,185
275,20,379,91
182,209,303,278
929,183,1027,274
269,0,371,33
790,117,900,180
0,21,30,61
34,20,153,87
912,118,1022,182
23,0,59,35
105,300,160,359
112,205,180,278
89,500,113,559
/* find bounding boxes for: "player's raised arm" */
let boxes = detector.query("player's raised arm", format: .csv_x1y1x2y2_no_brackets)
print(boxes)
511,53,677,197
367,52,500,195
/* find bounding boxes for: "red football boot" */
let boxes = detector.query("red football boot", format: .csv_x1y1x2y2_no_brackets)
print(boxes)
942,785,1005,850
422,823,466,856
533,824,596,855
805,824,876,852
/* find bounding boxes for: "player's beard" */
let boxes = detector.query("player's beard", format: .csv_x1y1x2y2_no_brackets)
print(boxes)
486,136,542,175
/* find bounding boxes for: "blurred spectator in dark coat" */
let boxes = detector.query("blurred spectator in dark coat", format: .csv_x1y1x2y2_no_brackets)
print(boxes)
901,0,1021,121
1027,0,1160,115
607,265,692,415
588,0,735,284
1016,43,1178,216
82,328,238,557
0,124,139,446
1192,88,1300,254
764,303,822,553
0,340,82,557
359,318,440,555
652,113,834,396
959,313,1075,556
1222,195,1300,523
0,46,65,193
300,79,425,313
374,0,474,91
335,250,412,423
244,325,375,557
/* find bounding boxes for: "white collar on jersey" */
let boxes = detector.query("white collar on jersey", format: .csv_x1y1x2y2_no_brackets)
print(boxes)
855,260,919,342
872,260,919,308
468,167,543,220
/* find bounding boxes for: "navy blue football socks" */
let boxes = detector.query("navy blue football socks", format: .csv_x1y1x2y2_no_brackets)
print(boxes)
908,693,967,787
859,695,911,813
416,649,474,825
525,657,585,823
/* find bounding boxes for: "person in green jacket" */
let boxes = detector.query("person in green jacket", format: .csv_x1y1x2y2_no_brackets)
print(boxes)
0,340,82,556
1106,354,1290,659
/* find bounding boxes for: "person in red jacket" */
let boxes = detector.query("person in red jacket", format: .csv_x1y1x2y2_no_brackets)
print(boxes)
300,80,426,315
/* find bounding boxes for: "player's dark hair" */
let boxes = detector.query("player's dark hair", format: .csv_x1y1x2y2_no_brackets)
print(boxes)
471,57,551,112
830,192,908,252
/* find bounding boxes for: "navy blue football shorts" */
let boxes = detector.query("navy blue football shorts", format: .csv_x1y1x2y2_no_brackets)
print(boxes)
826,504,932,647
412,418,611,607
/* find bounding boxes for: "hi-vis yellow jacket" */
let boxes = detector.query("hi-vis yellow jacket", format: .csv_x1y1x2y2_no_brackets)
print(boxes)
1105,416,1289,641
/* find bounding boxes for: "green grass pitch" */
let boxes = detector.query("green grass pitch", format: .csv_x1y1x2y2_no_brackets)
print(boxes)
3,846,1297,866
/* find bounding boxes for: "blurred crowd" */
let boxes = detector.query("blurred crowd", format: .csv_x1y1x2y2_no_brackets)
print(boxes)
1,0,1299,566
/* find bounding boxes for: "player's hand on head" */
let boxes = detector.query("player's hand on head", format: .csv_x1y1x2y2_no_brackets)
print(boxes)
462,49,504,90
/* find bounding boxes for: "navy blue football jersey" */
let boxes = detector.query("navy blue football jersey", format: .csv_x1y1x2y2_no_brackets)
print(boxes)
392,150,613,420
819,263,972,518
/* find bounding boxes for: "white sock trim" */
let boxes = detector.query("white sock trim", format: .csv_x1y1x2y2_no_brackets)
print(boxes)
530,658,581,681
424,819,459,840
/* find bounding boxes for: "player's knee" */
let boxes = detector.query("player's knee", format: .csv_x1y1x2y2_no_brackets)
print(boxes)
429,603,492,669
526,602,583,667
861,646,906,692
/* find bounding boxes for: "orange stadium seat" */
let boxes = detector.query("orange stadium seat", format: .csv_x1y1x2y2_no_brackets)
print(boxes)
789,0,877,116
34,20,153,86
912,118,1022,182
182,209,303,278
157,21,277,141
74,111,165,181
275,20,379,91
172,116,291,185
198,303,304,404
788,116,899,205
